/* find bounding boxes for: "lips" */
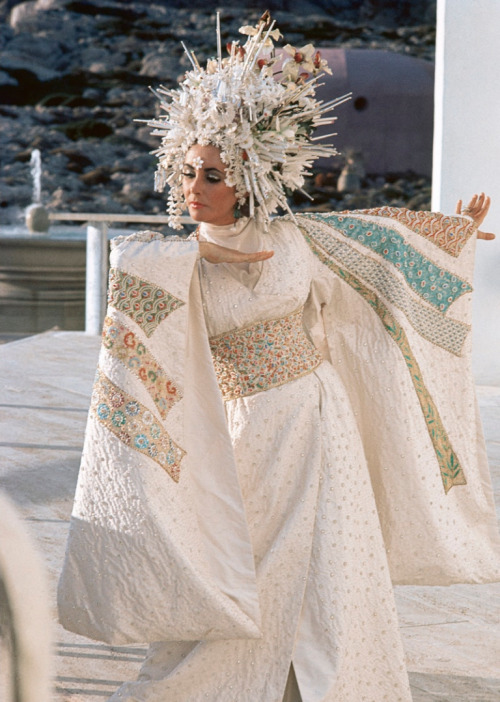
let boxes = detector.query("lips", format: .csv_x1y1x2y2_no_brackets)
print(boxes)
189,201,206,208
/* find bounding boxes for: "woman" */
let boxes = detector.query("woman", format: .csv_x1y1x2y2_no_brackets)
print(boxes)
58,14,499,702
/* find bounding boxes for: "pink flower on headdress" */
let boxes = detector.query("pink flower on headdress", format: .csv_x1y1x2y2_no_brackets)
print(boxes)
282,43,315,76
282,43,331,82
313,50,332,75
226,42,246,60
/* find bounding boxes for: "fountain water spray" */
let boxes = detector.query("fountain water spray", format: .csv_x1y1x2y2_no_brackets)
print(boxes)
30,149,42,205
25,149,50,233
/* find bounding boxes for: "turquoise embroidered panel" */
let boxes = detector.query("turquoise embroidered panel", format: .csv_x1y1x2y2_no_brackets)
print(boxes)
301,229,467,493
301,213,472,312
304,230,469,356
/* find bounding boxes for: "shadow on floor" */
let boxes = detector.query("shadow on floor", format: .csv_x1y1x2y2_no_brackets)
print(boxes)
409,671,500,701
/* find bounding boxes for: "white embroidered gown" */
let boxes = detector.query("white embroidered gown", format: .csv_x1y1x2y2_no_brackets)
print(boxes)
59,213,500,702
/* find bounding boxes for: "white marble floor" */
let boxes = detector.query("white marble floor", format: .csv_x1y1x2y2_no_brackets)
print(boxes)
0,331,498,701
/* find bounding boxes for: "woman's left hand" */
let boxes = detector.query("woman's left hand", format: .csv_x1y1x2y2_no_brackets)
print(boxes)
456,193,495,240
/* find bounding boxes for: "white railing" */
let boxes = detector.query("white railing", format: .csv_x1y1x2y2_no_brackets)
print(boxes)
49,212,192,335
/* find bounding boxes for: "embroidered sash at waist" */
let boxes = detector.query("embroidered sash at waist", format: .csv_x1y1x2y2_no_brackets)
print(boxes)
209,307,323,401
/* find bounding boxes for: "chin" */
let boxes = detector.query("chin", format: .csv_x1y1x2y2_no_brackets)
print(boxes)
187,208,207,222
191,211,235,227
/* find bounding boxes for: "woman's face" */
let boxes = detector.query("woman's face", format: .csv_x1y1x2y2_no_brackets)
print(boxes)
182,144,238,226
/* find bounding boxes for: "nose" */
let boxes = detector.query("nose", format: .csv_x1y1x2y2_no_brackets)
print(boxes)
189,171,203,195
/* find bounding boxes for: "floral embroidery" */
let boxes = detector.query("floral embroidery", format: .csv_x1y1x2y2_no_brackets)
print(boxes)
301,213,473,312
108,267,185,337
297,218,469,357
102,316,181,419
343,207,476,257
302,229,467,493
210,308,322,402
91,368,185,482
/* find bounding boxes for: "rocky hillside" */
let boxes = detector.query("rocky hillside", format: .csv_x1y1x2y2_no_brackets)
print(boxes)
0,0,436,229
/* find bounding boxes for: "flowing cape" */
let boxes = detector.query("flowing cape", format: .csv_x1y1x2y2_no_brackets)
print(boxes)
297,209,499,585
58,235,262,645
58,211,500,645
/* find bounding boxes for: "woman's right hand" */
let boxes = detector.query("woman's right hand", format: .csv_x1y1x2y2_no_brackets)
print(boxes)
199,241,274,264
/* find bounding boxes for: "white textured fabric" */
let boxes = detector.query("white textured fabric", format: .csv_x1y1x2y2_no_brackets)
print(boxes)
58,212,500,702
58,238,262,644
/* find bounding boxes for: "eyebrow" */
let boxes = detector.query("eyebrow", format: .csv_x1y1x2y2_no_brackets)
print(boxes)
183,164,224,175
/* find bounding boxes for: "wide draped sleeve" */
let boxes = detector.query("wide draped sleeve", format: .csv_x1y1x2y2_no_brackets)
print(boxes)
58,231,261,645
297,210,500,585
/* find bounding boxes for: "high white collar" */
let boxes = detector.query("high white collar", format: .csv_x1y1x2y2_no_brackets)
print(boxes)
199,216,254,249
198,215,264,286
199,217,255,248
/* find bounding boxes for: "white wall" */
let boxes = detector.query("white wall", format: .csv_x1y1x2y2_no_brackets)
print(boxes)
432,0,500,386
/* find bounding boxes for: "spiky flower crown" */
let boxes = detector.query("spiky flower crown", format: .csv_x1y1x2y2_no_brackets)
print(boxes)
146,11,349,230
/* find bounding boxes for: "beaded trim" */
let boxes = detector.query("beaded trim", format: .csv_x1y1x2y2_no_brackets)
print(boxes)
210,308,322,402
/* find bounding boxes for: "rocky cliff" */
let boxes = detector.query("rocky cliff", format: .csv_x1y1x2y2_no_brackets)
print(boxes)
0,0,436,227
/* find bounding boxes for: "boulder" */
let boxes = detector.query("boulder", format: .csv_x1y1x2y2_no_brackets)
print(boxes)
140,51,182,80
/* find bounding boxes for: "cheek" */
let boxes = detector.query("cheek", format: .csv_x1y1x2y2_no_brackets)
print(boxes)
220,186,237,209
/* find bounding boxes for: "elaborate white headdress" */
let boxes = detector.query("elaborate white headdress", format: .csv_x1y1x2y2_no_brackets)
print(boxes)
147,11,349,229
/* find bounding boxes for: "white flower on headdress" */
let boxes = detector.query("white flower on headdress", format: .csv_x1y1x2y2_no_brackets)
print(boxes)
191,156,204,169
206,59,219,75
239,24,282,43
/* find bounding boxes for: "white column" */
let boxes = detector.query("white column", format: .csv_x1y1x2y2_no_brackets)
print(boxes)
85,222,108,335
432,0,500,385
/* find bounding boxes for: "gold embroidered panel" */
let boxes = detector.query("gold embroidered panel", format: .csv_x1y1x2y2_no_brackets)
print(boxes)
210,308,322,402
91,368,185,483
102,316,181,419
108,267,185,337
343,207,476,257
303,232,467,494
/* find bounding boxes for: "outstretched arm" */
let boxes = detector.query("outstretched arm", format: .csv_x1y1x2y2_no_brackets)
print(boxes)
456,193,495,240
